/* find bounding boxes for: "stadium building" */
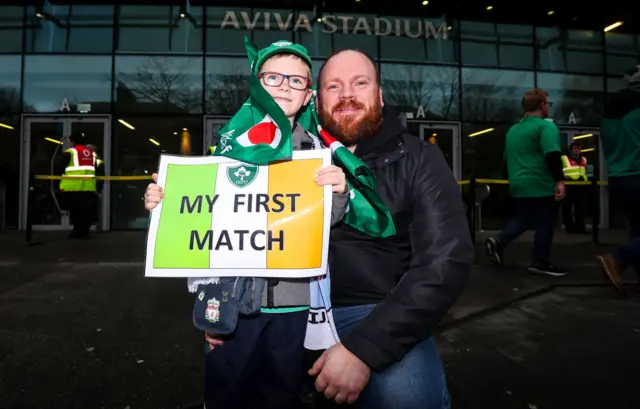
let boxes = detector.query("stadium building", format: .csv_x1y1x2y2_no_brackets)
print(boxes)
0,0,637,231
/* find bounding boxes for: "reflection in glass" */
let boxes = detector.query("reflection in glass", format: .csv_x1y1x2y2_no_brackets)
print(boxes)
28,121,66,226
206,7,251,54
461,21,533,69
461,68,534,122
25,5,114,53
115,56,203,114
297,20,332,58
537,72,604,126
251,9,295,48
111,117,202,229
205,57,251,115
23,55,112,113
117,5,202,53
0,114,20,228
331,14,377,58
380,64,460,121
536,27,604,74
0,56,22,113
462,123,512,229
605,33,640,76
0,6,24,53
380,16,427,62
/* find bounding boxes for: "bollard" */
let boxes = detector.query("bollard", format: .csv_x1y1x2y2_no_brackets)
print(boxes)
591,170,600,244
469,177,477,243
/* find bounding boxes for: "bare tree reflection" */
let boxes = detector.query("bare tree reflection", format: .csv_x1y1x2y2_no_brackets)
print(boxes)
206,72,250,115
382,65,459,120
118,57,201,113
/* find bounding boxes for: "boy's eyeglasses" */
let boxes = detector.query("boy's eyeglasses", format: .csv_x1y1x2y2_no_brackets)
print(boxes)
258,72,311,91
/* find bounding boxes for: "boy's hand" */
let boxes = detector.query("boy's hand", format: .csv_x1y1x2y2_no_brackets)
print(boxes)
205,332,224,350
144,173,164,211
315,165,347,194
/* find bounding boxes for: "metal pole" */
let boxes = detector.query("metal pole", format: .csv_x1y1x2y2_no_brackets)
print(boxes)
469,177,477,244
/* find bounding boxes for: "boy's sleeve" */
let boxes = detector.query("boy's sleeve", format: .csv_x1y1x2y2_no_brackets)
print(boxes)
330,186,349,226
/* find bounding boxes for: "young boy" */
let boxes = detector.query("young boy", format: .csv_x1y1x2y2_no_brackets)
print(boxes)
144,40,348,409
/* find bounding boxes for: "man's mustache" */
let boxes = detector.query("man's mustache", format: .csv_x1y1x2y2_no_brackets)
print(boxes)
332,100,365,114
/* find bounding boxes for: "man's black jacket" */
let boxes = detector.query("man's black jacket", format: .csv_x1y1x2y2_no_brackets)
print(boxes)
329,110,474,371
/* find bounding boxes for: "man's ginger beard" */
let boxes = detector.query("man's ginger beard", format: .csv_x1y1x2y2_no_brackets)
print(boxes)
318,95,383,147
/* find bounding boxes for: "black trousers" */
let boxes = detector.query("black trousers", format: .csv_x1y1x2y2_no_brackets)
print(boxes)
59,191,98,238
204,310,308,409
562,184,586,232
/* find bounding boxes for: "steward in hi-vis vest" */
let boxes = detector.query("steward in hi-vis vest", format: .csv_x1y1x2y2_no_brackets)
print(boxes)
54,133,105,239
206,145,217,155
561,142,588,233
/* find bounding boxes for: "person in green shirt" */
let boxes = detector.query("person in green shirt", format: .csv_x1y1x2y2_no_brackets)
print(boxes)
597,65,640,293
485,89,567,276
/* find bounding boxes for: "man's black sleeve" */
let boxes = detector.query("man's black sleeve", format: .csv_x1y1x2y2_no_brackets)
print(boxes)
340,143,474,371
545,151,564,181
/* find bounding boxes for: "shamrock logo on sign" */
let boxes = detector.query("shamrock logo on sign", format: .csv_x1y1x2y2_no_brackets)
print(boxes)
227,165,259,188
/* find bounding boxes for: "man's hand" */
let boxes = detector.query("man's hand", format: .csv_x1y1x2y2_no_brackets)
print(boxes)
144,173,164,211
315,165,347,194
308,343,371,404
555,181,565,201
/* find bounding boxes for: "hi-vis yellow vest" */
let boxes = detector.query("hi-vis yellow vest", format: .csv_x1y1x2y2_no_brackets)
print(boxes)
561,155,588,181
59,145,97,192
207,145,217,155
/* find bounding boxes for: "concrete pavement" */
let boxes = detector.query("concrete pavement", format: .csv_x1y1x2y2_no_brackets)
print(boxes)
1,230,638,408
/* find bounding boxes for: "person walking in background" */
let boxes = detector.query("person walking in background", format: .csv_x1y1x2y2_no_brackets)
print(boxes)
597,65,640,293
55,133,104,239
485,89,567,277
561,142,588,234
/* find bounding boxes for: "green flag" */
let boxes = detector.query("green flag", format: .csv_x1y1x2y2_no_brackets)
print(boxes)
213,37,296,165
298,92,396,238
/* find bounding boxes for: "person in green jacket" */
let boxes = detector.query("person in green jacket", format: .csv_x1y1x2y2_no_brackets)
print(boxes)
485,89,567,277
597,65,640,293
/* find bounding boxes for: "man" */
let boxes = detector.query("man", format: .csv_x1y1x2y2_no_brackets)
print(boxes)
308,49,474,408
485,89,567,276
54,133,104,238
597,65,640,293
561,142,588,233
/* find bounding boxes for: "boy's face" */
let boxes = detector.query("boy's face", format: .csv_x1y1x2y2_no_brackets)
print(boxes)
259,55,312,119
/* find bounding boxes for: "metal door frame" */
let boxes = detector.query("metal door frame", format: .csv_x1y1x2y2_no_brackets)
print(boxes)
203,116,230,153
19,114,112,231
415,121,462,181
558,126,608,228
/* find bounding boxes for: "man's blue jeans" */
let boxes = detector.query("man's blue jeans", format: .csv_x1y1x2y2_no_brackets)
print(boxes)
333,304,451,409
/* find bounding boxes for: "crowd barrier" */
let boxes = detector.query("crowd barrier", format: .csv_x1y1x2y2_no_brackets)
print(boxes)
28,174,609,245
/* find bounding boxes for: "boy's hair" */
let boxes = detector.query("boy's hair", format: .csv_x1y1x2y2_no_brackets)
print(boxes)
259,52,312,79
521,89,548,113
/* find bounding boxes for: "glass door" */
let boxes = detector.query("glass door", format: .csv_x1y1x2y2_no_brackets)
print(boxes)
407,121,461,180
558,127,608,228
203,117,230,154
20,116,110,231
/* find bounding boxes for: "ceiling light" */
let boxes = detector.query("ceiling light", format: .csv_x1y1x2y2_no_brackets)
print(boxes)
604,21,623,32
573,133,593,140
149,138,160,146
422,0,429,5
548,10,555,15
581,148,595,152
468,128,495,137
118,119,135,130
486,5,493,10
0,123,15,130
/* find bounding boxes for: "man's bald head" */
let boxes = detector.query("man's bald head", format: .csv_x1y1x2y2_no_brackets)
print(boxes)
316,49,383,147
317,49,380,91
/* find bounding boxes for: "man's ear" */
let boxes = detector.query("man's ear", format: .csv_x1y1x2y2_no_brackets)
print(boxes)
378,86,384,108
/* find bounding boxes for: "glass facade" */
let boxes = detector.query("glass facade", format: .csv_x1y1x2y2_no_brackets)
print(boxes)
1,4,638,230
